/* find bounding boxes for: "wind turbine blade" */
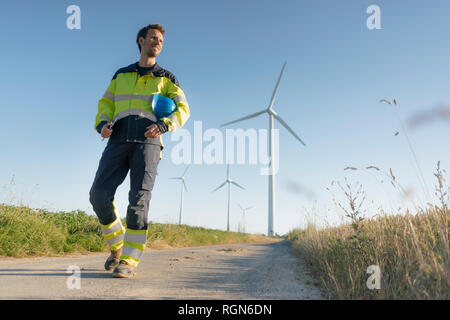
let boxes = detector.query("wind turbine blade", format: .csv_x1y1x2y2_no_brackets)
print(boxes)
183,181,188,192
221,110,267,127
169,177,181,180
227,165,230,179
231,181,245,190
212,181,227,193
273,114,307,146
246,206,254,211
267,62,287,110
238,204,244,210
182,165,190,177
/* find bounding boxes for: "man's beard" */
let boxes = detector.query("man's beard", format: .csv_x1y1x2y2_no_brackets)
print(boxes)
146,48,159,58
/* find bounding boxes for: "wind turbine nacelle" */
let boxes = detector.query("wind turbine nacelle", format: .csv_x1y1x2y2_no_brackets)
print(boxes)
152,94,177,119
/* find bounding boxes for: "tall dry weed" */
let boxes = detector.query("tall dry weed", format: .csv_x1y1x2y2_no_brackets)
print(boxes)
289,161,449,299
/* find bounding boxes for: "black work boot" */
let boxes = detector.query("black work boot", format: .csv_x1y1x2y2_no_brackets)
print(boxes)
112,260,137,278
104,247,123,271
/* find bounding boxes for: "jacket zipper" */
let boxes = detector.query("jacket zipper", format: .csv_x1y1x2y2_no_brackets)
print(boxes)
134,72,140,142
127,71,140,142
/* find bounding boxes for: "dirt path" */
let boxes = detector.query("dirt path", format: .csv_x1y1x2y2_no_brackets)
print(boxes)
0,240,325,299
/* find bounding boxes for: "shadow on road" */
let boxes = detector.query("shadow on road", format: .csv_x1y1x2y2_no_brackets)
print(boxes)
0,268,111,278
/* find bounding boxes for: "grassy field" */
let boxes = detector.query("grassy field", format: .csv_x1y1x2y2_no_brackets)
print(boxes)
288,206,448,299
0,204,276,258
287,163,449,300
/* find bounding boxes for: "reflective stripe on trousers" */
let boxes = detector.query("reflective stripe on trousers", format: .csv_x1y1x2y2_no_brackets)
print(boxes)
120,228,148,267
101,213,125,251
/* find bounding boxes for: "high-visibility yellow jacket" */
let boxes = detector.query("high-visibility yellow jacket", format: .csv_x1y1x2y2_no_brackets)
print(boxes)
95,62,190,147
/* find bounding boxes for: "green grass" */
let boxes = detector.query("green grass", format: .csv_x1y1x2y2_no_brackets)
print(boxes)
0,204,275,258
146,222,272,249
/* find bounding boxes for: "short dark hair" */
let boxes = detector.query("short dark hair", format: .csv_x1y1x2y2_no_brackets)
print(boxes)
136,24,165,53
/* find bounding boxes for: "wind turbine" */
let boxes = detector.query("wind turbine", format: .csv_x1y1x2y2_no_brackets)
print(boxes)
212,165,245,232
170,165,190,225
221,62,306,236
238,204,253,234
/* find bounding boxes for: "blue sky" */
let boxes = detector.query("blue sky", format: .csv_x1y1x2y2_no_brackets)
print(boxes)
1,0,449,235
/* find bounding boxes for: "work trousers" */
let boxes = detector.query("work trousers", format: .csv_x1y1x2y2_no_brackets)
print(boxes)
89,142,160,266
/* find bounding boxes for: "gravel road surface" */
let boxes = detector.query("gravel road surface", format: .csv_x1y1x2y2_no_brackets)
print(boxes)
0,240,325,299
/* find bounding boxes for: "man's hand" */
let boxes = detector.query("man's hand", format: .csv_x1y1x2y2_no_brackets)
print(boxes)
145,124,161,138
101,122,113,139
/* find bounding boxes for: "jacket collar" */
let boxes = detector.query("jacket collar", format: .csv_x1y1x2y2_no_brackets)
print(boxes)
133,61,163,77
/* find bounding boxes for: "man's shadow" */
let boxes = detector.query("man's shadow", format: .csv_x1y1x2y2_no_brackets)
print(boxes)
0,268,112,278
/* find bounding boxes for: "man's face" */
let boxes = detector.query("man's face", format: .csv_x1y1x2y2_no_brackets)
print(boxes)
139,29,164,58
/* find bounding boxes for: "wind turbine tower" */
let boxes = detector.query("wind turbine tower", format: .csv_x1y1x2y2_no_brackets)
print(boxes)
238,204,253,234
170,165,190,225
221,62,306,236
212,165,245,232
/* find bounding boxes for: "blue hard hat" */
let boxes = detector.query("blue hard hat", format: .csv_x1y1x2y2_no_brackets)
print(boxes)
152,94,177,119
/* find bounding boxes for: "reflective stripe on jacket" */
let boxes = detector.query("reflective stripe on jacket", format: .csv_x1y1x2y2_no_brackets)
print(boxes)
95,62,190,146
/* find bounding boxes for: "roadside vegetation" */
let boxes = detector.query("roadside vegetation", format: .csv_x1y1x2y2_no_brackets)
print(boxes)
288,161,449,299
0,204,274,258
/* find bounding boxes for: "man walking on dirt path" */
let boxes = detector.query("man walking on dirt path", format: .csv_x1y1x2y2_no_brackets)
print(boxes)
89,24,190,278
